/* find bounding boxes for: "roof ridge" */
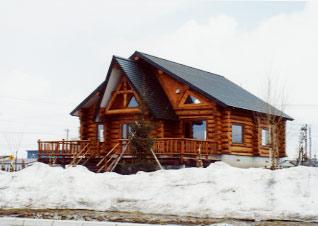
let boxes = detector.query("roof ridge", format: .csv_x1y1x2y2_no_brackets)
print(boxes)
135,51,224,78
113,55,136,62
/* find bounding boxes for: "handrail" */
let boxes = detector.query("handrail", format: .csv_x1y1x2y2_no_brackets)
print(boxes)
38,139,91,161
152,138,217,156
38,140,89,143
117,138,213,142
110,132,136,172
71,143,90,166
96,143,119,167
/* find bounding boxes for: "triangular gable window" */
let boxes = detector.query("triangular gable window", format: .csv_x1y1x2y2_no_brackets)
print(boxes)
128,96,138,108
185,95,201,104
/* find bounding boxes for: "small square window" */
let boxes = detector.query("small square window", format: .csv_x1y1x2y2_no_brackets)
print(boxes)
261,128,271,146
232,124,243,144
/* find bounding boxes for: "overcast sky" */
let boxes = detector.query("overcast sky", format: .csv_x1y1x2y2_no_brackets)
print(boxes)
0,0,317,158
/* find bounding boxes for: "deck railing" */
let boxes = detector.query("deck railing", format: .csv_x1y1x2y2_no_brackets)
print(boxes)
38,139,89,160
153,138,217,156
38,138,218,160
110,138,217,156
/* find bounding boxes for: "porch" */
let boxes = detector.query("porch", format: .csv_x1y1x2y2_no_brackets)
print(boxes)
37,138,218,172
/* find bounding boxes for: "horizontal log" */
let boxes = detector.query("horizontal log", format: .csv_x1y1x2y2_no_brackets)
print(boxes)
106,108,141,115
176,109,216,115
230,146,253,152
228,152,254,156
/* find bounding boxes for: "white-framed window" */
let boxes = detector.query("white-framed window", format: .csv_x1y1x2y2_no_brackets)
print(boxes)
193,120,207,140
97,124,105,142
121,123,132,139
232,124,243,144
261,128,271,146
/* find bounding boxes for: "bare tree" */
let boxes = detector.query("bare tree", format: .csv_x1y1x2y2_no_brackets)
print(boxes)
256,77,288,170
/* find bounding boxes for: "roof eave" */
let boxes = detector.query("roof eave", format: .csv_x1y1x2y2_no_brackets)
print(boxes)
70,57,117,117
70,80,106,117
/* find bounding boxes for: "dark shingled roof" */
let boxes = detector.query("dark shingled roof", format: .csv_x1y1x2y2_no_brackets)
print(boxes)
133,51,292,120
114,56,177,120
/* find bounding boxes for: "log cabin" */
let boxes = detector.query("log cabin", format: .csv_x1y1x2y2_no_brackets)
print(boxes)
38,51,293,173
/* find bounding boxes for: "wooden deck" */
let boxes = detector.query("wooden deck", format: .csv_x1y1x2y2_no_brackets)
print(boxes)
38,138,218,172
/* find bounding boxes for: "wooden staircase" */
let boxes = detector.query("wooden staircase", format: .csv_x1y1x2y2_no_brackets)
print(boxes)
70,143,90,166
67,141,130,173
96,143,119,173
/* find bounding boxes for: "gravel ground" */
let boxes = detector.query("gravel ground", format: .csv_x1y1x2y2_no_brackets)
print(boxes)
0,209,317,226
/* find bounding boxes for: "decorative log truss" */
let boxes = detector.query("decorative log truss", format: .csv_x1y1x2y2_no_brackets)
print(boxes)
104,77,141,115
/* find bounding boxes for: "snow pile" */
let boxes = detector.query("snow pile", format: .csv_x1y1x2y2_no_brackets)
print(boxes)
1,162,318,222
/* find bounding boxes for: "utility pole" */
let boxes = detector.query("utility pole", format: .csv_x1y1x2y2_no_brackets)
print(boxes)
304,124,308,158
297,124,307,165
296,124,314,166
309,125,312,160
15,150,18,171
65,129,70,140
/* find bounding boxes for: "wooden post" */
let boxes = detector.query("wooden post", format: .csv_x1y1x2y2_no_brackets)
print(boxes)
196,144,203,167
180,139,184,164
150,148,163,170
37,139,41,161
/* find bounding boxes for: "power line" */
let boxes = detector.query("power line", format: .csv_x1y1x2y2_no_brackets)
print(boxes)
0,131,63,135
286,104,318,106
0,95,77,106
0,119,76,127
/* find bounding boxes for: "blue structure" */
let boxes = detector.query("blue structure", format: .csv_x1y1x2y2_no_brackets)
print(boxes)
27,150,38,159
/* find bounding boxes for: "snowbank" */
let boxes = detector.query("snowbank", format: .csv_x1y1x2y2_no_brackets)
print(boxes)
1,162,318,222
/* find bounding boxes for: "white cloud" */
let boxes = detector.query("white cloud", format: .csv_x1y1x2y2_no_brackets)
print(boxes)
0,1,317,158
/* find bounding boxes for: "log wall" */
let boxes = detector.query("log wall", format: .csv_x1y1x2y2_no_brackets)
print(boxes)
155,71,287,157
77,69,287,158
79,105,97,143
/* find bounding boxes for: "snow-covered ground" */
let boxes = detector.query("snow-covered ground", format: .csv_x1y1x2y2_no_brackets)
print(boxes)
0,217,234,226
0,162,318,222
